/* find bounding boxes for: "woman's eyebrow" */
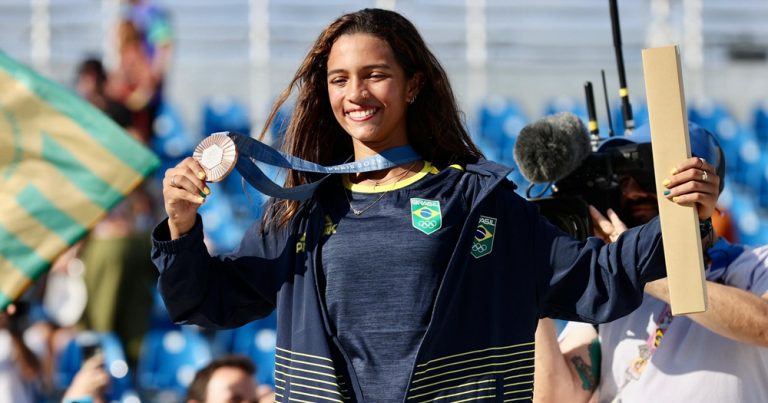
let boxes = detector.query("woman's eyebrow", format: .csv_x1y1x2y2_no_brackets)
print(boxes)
327,64,392,77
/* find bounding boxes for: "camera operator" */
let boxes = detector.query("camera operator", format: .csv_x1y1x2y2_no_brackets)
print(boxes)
533,124,768,403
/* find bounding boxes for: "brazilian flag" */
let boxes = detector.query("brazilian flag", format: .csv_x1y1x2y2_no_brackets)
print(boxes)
0,52,160,310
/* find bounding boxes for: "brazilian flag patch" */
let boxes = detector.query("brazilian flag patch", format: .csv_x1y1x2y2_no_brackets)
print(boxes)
411,198,442,235
472,216,497,258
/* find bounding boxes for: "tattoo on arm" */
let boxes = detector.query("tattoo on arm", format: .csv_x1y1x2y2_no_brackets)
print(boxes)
571,339,602,391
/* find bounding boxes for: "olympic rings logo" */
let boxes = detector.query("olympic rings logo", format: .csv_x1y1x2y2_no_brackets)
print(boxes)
418,220,438,229
472,243,488,253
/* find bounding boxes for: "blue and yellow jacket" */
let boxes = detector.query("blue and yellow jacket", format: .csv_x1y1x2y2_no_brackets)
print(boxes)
152,159,665,402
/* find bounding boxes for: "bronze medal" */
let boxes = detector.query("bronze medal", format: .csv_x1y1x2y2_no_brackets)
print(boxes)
193,133,238,182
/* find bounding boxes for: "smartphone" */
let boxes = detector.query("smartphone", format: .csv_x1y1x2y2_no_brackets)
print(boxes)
81,341,102,362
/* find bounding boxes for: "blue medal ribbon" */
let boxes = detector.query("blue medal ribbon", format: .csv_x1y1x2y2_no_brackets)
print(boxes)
224,132,422,201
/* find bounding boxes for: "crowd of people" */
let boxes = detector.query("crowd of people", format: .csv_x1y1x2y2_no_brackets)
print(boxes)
2,1,275,402
3,4,767,403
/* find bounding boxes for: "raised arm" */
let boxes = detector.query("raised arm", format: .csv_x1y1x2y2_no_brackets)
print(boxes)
535,157,720,323
152,157,283,329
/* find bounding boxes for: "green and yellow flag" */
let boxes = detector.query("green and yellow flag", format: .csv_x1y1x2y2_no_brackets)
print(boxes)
0,52,160,310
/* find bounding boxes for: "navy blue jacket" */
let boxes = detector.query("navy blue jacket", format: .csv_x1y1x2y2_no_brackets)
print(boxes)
152,159,666,402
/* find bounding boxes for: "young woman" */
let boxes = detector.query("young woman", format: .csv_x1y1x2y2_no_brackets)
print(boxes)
153,9,721,402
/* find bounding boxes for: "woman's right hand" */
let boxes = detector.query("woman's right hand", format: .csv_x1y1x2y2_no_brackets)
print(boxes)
163,157,210,239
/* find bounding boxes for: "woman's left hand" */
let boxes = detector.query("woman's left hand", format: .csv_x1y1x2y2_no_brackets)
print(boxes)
663,157,720,220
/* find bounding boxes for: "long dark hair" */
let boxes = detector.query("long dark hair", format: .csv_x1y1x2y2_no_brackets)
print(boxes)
261,8,483,228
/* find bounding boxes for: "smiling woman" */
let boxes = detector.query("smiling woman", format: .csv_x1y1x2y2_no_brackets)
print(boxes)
152,8,722,403
326,33,419,156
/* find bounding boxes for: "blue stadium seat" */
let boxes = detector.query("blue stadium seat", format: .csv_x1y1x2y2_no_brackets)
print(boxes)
55,331,133,401
733,139,765,188
137,327,212,399
727,187,768,246
707,118,754,183
543,96,587,122
688,99,733,135
150,102,197,161
269,103,293,144
202,96,251,137
197,192,244,254
751,99,768,146
476,96,528,151
212,312,277,387
751,156,768,209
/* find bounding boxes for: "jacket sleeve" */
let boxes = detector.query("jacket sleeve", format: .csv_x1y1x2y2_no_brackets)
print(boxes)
151,214,288,329
531,202,667,323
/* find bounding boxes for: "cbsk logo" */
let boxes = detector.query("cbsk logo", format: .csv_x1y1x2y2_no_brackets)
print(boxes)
410,198,442,235
471,216,497,258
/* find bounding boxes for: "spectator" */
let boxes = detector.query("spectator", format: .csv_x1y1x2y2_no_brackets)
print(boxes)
61,354,109,403
106,19,159,143
120,0,174,142
125,0,173,84
74,56,159,367
185,355,260,403
76,58,135,139
0,304,41,403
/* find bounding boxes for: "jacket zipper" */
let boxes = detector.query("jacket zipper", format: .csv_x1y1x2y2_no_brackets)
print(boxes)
401,171,508,402
306,203,366,402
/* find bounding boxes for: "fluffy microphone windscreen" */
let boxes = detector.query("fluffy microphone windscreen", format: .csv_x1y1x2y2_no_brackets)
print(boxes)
513,112,591,183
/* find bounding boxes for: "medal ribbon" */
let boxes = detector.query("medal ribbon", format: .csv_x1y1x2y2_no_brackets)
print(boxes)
223,132,422,201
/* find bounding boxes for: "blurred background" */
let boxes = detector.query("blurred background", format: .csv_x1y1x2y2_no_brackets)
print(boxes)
2,0,768,402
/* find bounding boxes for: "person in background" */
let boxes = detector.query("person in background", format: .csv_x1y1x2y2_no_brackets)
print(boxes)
533,124,768,403
125,0,173,86
0,304,41,403
74,56,159,367
121,0,173,142
106,19,159,143
61,354,109,403
76,58,133,128
185,355,261,403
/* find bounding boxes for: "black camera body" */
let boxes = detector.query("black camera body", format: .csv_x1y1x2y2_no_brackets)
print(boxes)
533,141,655,240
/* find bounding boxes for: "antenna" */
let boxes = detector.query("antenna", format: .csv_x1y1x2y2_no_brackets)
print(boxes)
584,81,601,150
601,69,615,137
609,0,634,134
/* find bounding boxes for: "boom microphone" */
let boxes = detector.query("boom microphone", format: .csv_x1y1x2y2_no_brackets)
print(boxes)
513,112,591,184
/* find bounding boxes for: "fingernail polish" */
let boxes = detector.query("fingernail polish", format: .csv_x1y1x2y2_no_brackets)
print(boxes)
662,179,671,187
199,191,207,198
670,168,678,175
663,190,671,196
198,171,206,179
672,196,679,203
203,187,211,195
199,197,206,203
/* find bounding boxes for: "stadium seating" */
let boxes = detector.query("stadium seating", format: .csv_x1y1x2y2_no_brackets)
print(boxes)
137,327,212,401
212,312,278,387
202,95,251,137
475,96,528,158
751,98,768,146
